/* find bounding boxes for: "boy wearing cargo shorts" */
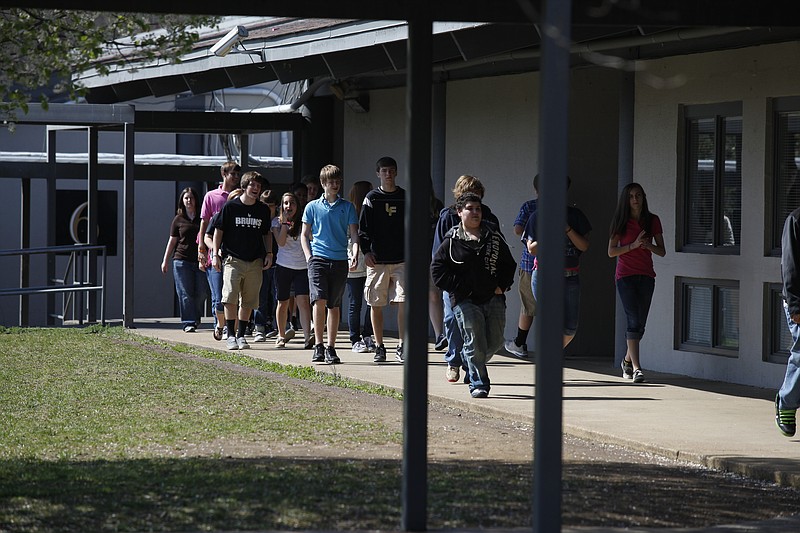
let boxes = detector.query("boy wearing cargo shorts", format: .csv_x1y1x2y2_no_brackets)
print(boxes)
358,156,407,363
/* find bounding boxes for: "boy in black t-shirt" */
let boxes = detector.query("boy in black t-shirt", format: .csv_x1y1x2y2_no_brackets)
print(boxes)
212,171,273,350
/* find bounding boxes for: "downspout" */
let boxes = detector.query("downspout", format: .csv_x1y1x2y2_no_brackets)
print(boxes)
227,78,332,159
223,86,290,158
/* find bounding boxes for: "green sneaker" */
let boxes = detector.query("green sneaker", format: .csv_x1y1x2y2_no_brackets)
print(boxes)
775,394,796,437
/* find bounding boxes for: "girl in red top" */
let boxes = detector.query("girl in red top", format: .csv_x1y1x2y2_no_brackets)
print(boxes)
608,183,666,383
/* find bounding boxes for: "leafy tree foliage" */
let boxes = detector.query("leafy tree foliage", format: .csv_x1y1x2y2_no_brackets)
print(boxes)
0,9,220,120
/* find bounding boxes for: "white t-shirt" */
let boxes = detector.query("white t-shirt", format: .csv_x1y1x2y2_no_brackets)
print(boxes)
272,217,307,270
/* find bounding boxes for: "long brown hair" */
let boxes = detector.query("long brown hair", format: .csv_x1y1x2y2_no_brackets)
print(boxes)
609,182,654,237
280,192,303,239
348,180,373,216
176,187,200,219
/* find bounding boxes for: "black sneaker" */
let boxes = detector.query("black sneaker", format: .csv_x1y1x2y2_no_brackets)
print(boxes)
325,345,341,364
621,359,633,379
374,344,387,363
776,393,797,437
395,344,404,363
312,343,325,363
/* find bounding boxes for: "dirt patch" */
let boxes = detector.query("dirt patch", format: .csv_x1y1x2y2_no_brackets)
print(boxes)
156,346,800,528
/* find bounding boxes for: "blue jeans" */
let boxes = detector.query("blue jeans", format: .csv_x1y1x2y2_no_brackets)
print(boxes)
779,304,800,410
346,276,373,343
173,259,207,328
454,295,506,393
206,264,224,327
532,270,581,336
443,291,465,369
616,275,655,340
253,267,276,328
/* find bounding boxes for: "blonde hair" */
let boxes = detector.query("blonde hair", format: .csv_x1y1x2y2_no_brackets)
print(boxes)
319,164,342,185
452,175,484,200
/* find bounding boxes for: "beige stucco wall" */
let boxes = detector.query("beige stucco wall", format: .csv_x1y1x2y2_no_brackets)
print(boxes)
343,68,622,357
633,41,800,387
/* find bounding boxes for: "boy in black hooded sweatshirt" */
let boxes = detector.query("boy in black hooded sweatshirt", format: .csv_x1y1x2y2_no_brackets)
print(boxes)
431,192,516,398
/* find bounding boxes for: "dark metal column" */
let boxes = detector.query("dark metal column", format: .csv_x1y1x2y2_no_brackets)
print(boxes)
19,178,30,327
123,123,135,328
87,127,99,322
533,0,571,532
46,129,57,326
615,71,635,369
239,133,250,172
402,14,432,533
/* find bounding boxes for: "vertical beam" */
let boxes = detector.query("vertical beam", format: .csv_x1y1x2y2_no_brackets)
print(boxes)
19,178,30,327
533,1,571,532
239,133,250,172
123,122,135,328
46,129,57,326
431,82,447,201
87,127,99,322
402,14,432,533
292,127,303,184
615,71,635,369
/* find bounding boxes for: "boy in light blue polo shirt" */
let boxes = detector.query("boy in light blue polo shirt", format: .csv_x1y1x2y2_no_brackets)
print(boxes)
301,164,359,364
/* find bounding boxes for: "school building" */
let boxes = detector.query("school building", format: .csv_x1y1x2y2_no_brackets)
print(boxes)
1,16,799,389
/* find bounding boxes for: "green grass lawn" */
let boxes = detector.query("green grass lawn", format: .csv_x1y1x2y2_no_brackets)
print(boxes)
0,326,532,532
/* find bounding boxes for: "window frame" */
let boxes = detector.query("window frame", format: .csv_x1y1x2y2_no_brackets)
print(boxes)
677,101,742,255
767,96,800,256
765,282,791,365
675,276,739,357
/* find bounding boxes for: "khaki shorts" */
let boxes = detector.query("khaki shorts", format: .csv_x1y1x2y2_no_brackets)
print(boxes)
365,263,406,307
221,256,263,310
518,269,537,317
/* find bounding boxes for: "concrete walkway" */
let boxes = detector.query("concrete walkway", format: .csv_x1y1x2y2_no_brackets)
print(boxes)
131,318,800,532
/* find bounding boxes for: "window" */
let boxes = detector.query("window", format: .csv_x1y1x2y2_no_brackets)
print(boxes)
679,102,742,253
767,283,791,364
769,97,800,254
677,277,739,356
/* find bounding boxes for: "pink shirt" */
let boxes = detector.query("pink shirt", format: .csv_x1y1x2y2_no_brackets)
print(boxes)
615,215,662,280
200,185,230,222
199,185,229,266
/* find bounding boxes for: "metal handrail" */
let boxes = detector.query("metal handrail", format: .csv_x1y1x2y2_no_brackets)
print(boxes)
1,244,107,326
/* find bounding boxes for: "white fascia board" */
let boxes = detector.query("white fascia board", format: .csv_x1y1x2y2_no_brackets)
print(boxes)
75,20,486,88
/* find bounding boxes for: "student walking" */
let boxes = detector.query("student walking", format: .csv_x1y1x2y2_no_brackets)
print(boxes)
359,156,407,363
431,193,516,398
523,174,591,350
776,205,800,437
607,182,666,384
271,192,312,349
211,171,273,350
347,180,376,353
505,176,538,358
160,187,207,333
199,161,241,340
432,175,501,382
302,164,360,364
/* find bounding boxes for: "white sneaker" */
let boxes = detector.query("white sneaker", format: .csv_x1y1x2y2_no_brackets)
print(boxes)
352,340,369,353
504,339,529,359
253,326,267,343
445,366,460,382
363,335,376,352
226,336,238,350
236,337,250,350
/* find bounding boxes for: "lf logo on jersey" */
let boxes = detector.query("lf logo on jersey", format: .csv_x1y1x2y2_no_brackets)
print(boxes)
385,204,397,216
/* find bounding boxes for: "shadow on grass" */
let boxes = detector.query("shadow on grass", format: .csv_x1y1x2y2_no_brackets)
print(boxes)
2,457,799,532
